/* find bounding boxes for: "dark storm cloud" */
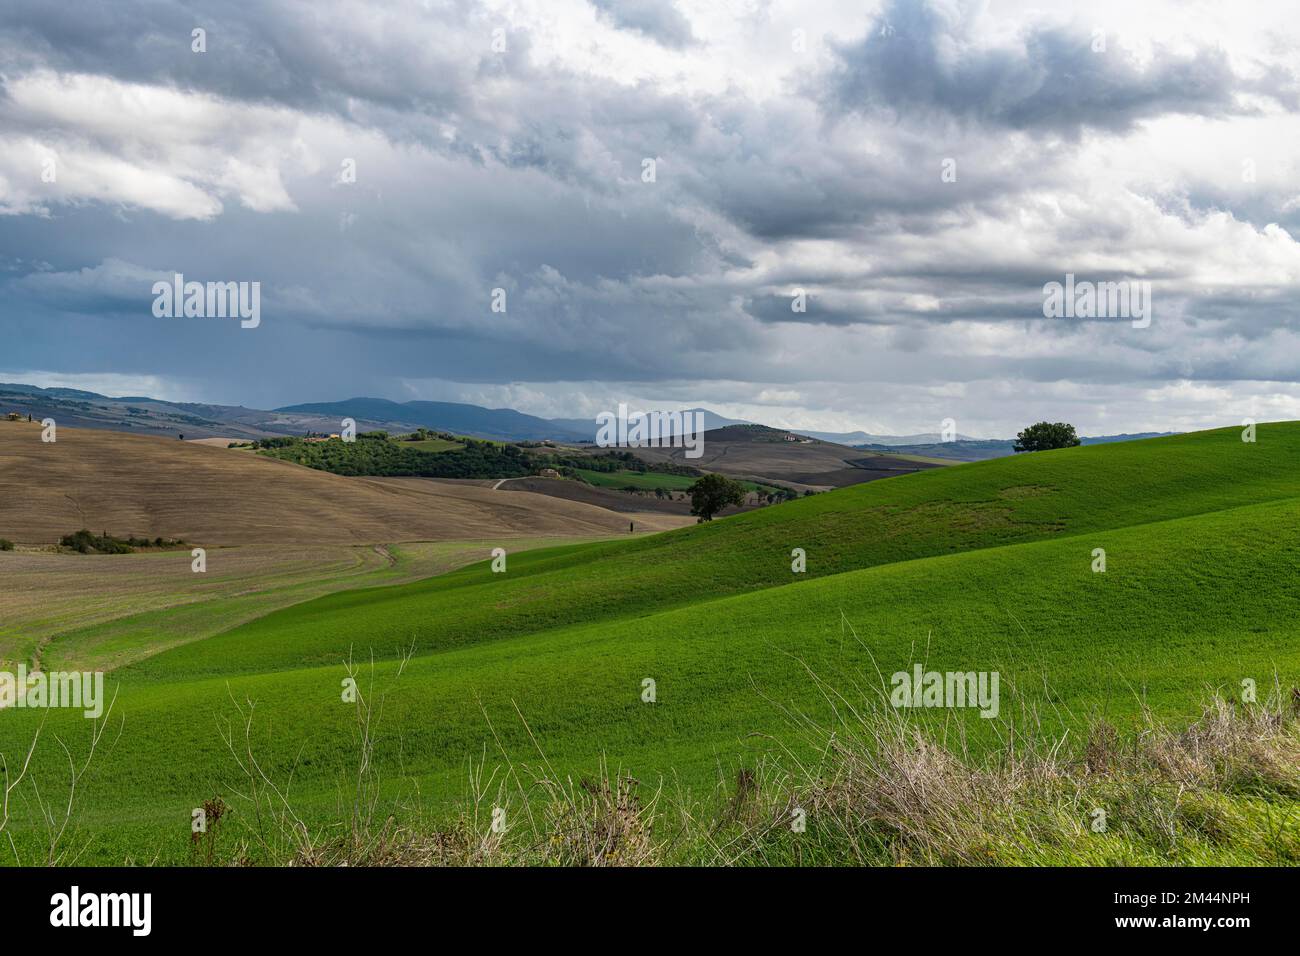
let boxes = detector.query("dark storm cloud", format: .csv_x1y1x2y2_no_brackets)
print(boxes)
826,0,1268,135
0,0,502,121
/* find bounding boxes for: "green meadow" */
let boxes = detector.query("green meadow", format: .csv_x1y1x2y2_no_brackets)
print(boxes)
3,424,1299,864
574,467,699,490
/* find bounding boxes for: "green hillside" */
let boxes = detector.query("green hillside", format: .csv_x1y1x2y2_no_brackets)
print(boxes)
3,423,1299,864
129,424,1300,680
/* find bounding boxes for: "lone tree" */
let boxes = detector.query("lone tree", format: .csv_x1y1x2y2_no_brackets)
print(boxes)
1014,421,1081,453
687,473,747,522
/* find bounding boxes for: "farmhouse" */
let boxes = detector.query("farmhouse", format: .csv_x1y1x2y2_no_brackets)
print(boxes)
538,467,561,479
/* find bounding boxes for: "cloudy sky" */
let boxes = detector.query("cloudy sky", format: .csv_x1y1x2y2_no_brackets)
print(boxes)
2,0,1299,437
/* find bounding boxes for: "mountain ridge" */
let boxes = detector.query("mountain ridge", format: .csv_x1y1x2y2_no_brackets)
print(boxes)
0,381,1179,451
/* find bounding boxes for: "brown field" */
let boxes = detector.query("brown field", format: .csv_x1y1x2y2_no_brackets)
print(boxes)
0,421,693,671
185,436,245,448
0,421,692,547
480,476,691,514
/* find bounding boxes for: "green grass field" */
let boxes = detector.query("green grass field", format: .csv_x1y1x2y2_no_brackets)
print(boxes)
574,467,697,490
3,424,1299,864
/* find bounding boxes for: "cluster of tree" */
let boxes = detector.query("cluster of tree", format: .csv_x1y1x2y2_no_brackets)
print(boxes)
561,450,639,473
547,449,700,478
0,537,14,551
59,530,186,554
401,428,457,442
257,432,533,479
685,477,815,519
250,435,300,449
762,486,801,504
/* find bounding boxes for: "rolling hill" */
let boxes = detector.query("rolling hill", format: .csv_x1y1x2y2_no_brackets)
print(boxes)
2,423,1298,865
631,423,948,489
121,422,1300,678
0,420,690,546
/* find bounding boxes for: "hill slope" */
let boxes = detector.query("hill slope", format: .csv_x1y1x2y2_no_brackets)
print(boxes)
127,422,1300,680
632,423,947,489
64,496,1300,813
0,421,689,545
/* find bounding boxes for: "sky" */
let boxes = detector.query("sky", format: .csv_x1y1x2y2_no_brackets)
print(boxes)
2,0,1299,438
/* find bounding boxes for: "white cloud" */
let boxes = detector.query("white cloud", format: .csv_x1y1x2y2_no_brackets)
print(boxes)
0,71,303,219
0,369,197,401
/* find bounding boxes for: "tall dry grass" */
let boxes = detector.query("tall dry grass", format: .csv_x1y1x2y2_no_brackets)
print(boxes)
209,658,1300,867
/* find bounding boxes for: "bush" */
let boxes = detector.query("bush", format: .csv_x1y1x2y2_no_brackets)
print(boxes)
0,538,14,551
61,529,133,554
56,529,186,554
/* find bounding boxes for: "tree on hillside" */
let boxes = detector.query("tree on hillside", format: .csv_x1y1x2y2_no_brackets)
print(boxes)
687,473,747,522
1014,422,1081,453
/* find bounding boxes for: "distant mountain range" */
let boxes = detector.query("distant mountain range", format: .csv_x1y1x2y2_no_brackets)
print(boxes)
0,384,755,444
0,384,592,442
277,401,750,443
0,382,1176,455
275,397,590,442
